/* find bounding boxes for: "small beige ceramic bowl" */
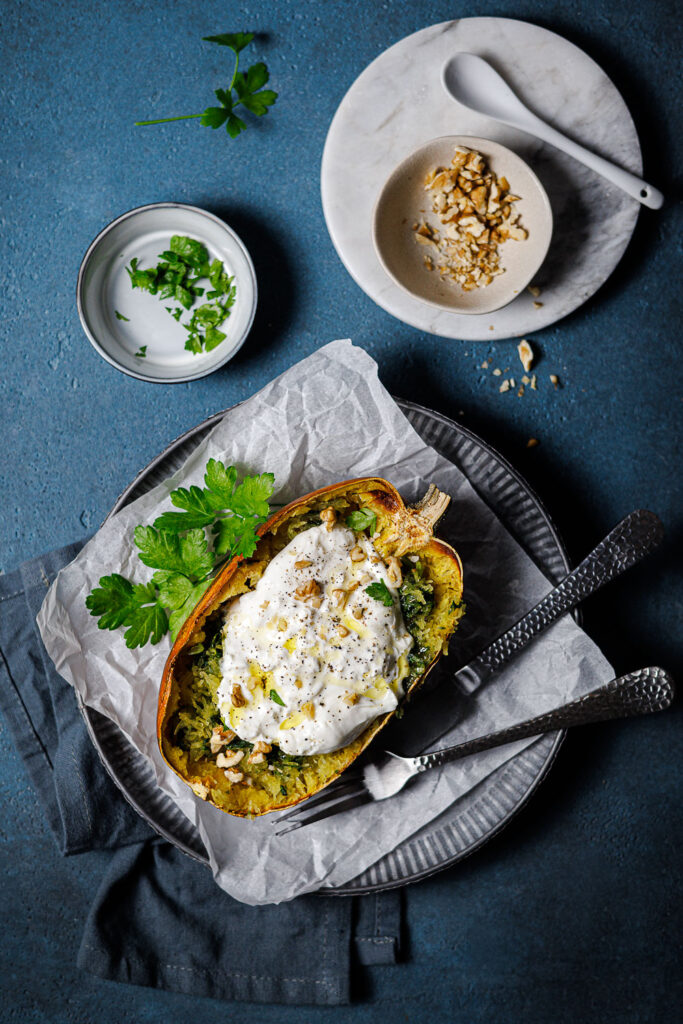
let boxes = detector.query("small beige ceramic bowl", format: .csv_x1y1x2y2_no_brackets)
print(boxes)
373,135,552,315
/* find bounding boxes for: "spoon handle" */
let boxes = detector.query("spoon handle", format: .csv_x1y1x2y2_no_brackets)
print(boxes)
520,111,663,210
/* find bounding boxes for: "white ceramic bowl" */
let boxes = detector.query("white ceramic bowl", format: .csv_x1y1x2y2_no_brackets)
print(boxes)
372,135,552,315
77,203,257,382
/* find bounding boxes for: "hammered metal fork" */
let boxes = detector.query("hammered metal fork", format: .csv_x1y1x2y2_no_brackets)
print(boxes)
276,667,674,834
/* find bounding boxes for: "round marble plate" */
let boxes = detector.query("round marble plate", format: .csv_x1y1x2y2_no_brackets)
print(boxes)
79,401,573,895
321,18,642,340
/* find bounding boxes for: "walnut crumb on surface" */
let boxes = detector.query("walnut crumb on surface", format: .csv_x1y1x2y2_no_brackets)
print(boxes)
517,339,534,372
528,285,541,298
526,438,539,448
492,368,502,377
550,374,560,388
499,379,511,393
533,301,543,308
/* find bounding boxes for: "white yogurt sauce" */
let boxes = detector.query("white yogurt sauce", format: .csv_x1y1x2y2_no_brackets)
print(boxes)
217,523,413,755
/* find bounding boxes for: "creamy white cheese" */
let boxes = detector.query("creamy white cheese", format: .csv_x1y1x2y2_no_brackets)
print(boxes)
217,523,413,755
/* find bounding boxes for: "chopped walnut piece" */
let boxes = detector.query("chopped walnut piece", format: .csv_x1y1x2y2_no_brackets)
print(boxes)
344,692,360,706
294,579,321,601
216,750,244,769
224,769,244,784
231,685,246,708
209,726,236,754
533,301,543,309
248,752,266,765
386,556,402,587
349,545,365,563
526,438,539,448
499,379,511,393
517,339,534,373
253,741,272,755
550,374,560,389
493,368,502,376
527,285,541,298
336,624,350,638
320,507,336,531
191,781,209,800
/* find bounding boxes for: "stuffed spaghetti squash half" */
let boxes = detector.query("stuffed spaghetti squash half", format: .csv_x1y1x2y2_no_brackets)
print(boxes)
158,477,464,816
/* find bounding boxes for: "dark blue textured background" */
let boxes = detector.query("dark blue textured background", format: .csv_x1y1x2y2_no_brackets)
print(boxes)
1,1,681,1021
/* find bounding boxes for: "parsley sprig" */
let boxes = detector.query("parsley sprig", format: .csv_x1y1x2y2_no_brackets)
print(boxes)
135,32,277,139
86,460,275,648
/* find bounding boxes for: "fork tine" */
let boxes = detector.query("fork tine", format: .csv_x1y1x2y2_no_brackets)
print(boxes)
277,775,366,824
276,789,372,835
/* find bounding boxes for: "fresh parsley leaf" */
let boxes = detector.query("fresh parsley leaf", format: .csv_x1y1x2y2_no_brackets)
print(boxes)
123,604,169,649
134,345,147,358
365,580,394,606
204,326,227,351
135,31,277,139
85,575,168,649
201,106,230,129
85,575,153,630
213,515,262,559
126,258,158,291
134,526,214,579
115,310,130,321
229,473,275,518
346,508,377,534
203,31,255,52
170,235,208,271
269,689,285,706
152,572,212,640
226,113,248,138
204,460,238,504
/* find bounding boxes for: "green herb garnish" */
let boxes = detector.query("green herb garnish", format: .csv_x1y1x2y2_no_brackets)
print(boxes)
126,235,236,354
134,345,147,358
85,460,275,649
269,689,285,706
115,310,130,321
365,580,394,607
398,561,434,634
346,508,377,534
135,32,277,139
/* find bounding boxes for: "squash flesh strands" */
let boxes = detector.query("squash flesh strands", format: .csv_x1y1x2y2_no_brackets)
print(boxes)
158,478,464,817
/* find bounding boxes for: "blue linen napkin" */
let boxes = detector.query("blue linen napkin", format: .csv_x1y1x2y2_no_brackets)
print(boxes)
0,542,402,1006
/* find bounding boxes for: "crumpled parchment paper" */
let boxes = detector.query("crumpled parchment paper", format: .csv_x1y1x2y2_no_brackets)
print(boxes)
37,340,612,904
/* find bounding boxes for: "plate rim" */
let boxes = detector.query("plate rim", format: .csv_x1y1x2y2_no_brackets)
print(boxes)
80,398,571,894
76,201,258,384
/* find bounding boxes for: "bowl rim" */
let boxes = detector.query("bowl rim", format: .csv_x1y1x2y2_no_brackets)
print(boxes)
76,201,258,384
371,134,553,316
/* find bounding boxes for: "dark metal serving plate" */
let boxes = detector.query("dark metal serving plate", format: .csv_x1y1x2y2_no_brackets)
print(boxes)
80,400,570,895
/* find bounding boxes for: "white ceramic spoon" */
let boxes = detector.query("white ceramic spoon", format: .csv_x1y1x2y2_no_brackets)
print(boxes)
442,53,664,210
